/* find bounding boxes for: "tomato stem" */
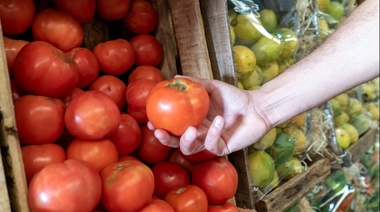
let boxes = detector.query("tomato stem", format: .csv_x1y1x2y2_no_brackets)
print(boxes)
168,80,188,91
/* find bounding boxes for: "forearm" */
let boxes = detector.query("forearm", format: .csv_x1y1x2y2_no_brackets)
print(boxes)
251,0,379,128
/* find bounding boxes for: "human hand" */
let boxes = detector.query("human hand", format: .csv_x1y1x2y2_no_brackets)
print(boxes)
147,76,271,156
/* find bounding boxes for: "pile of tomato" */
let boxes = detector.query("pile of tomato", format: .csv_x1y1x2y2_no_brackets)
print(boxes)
1,0,240,211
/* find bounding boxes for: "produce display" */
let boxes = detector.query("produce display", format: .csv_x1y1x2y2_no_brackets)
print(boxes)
1,0,238,211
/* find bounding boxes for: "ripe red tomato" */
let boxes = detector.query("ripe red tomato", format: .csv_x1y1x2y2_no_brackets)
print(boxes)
96,0,130,21
208,202,240,212
168,149,196,172
146,78,210,136
3,36,29,78
179,149,219,163
152,161,191,199
32,9,83,52
88,75,127,110
140,198,175,212
125,78,157,123
130,34,163,66
64,90,121,140
128,65,164,84
21,143,66,184
123,0,158,34
13,41,79,99
10,80,27,102
109,113,141,157
93,39,135,76
0,0,35,35
66,47,99,88
192,157,238,204
137,125,173,165
101,160,154,211
164,184,208,212
14,95,65,145
28,159,102,212
66,138,119,172
53,0,96,25
63,87,84,107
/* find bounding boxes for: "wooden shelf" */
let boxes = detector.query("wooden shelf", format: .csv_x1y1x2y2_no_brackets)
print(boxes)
346,127,379,163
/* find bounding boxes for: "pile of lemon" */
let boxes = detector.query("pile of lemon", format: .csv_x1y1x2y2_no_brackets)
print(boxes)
228,8,299,90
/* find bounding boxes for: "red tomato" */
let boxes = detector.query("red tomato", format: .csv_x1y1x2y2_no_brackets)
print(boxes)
32,9,83,52
179,149,219,163
152,161,191,199
137,125,172,165
140,199,175,212
93,39,135,76
208,202,240,212
101,160,154,211
66,138,119,172
168,149,196,172
21,143,66,184
63,87,84,107
125,79,156,123
0,0,35,35
10,79,27,102
66,47,100,88
127,107,149,124
164,185,208,212
88,75,127,110
123,0,158,34
14,95,65,145
130,34,163,66
192,157,238,205
28,159,102,212
64,90,121,140
118,155,138,162
96,0,130,21
128,65,164,84
109,113,141,157
3,36,29,78
146,78,210,136
53,0,96,25
13,41,79,99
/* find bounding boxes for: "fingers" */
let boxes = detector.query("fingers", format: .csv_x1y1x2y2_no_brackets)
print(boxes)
203,116,229,156
153,129,180,148
179,126,204,155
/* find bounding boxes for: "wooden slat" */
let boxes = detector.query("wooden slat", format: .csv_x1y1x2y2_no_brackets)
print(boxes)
0,24,30,212
255,158,331,212
0,137,11,212
347,127,378,163
168,0,213,79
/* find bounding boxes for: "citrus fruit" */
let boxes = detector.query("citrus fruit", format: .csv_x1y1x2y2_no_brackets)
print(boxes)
260,60,279,85
232,45,257,79
341,123,359,144
276,157,305,180
228,8,237,23
334,111,350,127
287,112,307,127
263,170,279,194
327,1,345,21
332,93,349,111
273,28,299,59
231,14,262,45
259,9,277,33
251,34,283,65
335,127,351,149
266,130,295,165
316,0,330,12
318,18,330,40
229,25,236,45
283,126,307,155
365,102,379,120
248,150,275,189
240,65,262,89
252,127,277,150
347,98,363,119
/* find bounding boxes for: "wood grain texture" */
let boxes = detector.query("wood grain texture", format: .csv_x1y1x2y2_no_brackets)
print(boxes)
168,0,213,79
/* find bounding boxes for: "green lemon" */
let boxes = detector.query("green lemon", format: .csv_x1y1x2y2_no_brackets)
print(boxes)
240,65,262,89
334,111,350,127
283,126,307,155
347,97,363,119
231,14,263,45
327,1,345,21
259,9,278,33
229,25,236,45
316,0,330,12
341,123,359,144
232,45,257,79
273,28,299,59
335,127,351,149
251,127,277,150
260,60,279,85
248,150,275,189
276,157,305,180
251,34,283,65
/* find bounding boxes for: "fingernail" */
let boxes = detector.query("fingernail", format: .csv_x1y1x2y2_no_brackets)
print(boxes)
184,131,196,141
214,117,223,129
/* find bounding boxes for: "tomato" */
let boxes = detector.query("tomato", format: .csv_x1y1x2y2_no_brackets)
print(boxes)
118,155,138,162
168,149,196,172
123,0,158,34
101,160,154,211
152,161,191,199
66,47,99,88
14,95,65,145
140,198,175,212
28,159,102,212
13,41,79,99
127,107,149,124
125,78,156,123
88,75,127,110
63,87,84,107
179,149,219,163
191,157,238,205
66,138,119,172
130,34,163,66
53,0,96,25
109,113,141,157
21,143,66,184
64,90,121,140
128,65,164,84
32,9,83,52
208,202,240,212
0,0,35,35
96,0,130,21
146,78,210,136
164,184,208,212
3,36,29,78
93,39,135,76
137,125,172,165
10,79,27,102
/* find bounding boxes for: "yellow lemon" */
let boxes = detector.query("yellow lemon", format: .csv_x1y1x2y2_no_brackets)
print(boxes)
240,65,262,89
231,14,262,45
251,34,283,66
232,45,257,79
341,123,359,144
334,112,350,127
335,127,351,149
248,150,275,189
365,102,379,120
347,98,363,119
252,127,277,150
284,126,307,155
